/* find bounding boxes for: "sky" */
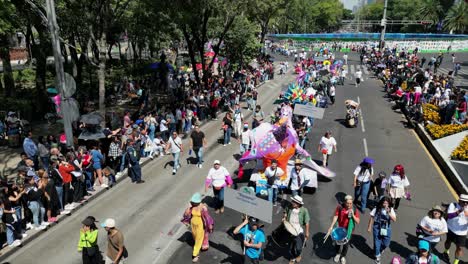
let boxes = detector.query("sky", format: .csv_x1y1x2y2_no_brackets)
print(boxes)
340,0,359,10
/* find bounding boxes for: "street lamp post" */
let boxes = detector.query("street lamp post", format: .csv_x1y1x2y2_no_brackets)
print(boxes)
379,0,388,50
45,0,74,147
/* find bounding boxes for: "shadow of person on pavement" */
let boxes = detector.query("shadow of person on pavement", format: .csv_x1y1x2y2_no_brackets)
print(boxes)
334,118,348,128
390,240,414,260
312,232,336,260
349,234,374,259
186,156,198,165
163,160,175,169
201,196,216,209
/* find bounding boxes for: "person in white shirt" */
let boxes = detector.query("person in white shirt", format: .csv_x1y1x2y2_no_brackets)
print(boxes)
355,69,363,87
264,159,285,206
165,132,183,175
318,131,337,167
329,85,336,105
443,194,468,264
353,157,375,214
388,164,410,210
232,104,243,139
205,160,232,214
289,159,310,197
238,123,251,155
343,53,348,64
418,206,448,248
367,197,397,263
159,118,169,141
149,134,166,158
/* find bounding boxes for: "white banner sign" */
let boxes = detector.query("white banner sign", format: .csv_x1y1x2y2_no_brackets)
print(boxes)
224,188,273,223
294,104,325,119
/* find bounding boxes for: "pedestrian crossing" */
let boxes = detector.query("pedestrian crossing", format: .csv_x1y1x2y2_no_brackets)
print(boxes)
342,64,468,87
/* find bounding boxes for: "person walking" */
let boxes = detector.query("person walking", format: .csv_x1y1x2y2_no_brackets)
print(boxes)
367,196,397,264
23,131,39,170
233,104,244,139
181,193,214,263
388,164,410,210
353,157,374,214
204,160,233,214
418,206,447,250
443,194,468,264
283,195,310,264
252,105,264,129
126,139,144,183
239,123,251,155
37,136,50,171
264,159,285,206
406,240,440,264
102,218,128,264
78,216,101,264
108,136,122,173
190,125,207,168
289,159,311,197
90,145,106,188
327,195,360,264
222,112,234,146
233,216,266,264
355,68,363,87
318,131,337,167
343,53,348,65
166,131,183,175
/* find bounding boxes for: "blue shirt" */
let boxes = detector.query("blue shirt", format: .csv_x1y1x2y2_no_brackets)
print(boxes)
90,150,103,167
23,137,38,158
239,225,265,259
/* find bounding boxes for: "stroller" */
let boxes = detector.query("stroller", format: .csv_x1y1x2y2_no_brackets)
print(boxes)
345,100,359,128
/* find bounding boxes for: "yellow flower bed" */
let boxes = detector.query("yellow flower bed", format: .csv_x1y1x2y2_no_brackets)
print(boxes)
426,124,468,140
422,104,441,124
451,136,468,161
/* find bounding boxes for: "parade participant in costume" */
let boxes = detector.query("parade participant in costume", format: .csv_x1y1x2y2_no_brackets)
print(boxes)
283,195,310,264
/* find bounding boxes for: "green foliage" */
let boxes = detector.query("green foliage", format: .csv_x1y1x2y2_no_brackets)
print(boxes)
444,1,467,33
223,15,261,68
0,0,17,35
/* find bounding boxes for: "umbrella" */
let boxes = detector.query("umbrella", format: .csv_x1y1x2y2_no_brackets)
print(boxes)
376,64,386,68
345,100,359,108
78,129,106,140
80,112,103,125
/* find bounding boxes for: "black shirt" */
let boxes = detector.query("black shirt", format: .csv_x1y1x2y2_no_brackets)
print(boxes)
190,131,205,149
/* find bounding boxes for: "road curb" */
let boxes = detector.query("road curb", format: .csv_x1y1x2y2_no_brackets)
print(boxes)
413,123,468,195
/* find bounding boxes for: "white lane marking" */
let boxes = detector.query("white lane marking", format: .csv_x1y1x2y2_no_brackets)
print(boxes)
357,96,365,133
363,138,369,157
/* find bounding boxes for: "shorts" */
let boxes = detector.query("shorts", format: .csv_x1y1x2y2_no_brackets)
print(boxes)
446,229,466,247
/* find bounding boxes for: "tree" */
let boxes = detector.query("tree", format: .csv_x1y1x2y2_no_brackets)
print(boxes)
444,1,467,34
343,9,354,20
418,0,443,24
0,0,18,97
223,15,260,69
247,0,287,44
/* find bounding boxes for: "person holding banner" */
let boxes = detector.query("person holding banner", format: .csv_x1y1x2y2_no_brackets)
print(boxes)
326,195,360,264
283,195,310,264
233,216,266,264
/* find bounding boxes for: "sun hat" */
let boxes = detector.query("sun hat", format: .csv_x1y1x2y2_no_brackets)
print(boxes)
100,218,116,228
190,192,202,204
363,157,375,164
418,240,430,251
294,159,303,165
291,195,304,205
213,160,221,165
459,194,468,202
429,205,444,215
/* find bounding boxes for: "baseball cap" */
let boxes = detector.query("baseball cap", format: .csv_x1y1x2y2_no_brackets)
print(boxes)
100,218,116,228
418,240,430,251
213,160,221,165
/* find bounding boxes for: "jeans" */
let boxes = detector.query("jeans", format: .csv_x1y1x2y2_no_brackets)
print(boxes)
194,148,204,165
55,185,64,210
84,170,93,190
120,154,127,172
213,187,225,209
14,206,22,232
6,224,16,245
172,152,181,171
224,127,232,145
268,187,282,203
149,124,155,141
28,201,45,227
373,225,391,257
41,156,49,171
354,181,371,212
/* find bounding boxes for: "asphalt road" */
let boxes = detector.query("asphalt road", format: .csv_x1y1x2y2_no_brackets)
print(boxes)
164,52,460,264
0,56,296,264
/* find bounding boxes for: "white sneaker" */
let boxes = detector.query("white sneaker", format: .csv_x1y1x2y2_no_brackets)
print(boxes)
41,222,50,227
172,169,176,175
34,225,46,231
26,223,33,230
101,184,109,188
223,144,226,146
228,142,231,145
22,233,28,238
340,257,346,264
334,254,341,263
9,240,22,248
116,172,122,178
60,209,71,215
64,204,72,210
199,164,203,168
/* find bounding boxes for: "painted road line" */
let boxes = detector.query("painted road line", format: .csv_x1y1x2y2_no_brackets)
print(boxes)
363,138,369,157
357,96,365,133
410,130,458,200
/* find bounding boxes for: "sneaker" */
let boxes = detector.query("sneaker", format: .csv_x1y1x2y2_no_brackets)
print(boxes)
228,142,231,145
26,223,33,230
334,254,341,263
177,164,181,169
41,222,50,227
340,257,346,264
100,184,109,188
60,209,71,215
136,180,145,184
223,144,226,147
34,225,47,231
375,255,381,264
199,164,203,168
9,240,22,248
172,169,176,175
64,204,73,210
22,233,28,238
273,202,277,207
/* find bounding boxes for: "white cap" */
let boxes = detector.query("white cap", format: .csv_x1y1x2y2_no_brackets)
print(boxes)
101,218,116,228
213,160,221,165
